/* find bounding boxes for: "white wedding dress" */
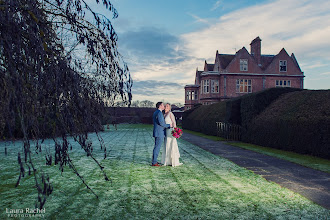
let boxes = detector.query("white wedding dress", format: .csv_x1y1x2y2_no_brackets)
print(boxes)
161,112,183,167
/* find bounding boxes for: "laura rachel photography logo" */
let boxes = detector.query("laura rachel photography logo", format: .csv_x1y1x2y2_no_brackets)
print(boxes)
5,208,46,218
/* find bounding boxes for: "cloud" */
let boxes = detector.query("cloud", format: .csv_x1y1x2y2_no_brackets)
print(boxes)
187,13,210,24
119,0,330,103
117,26,198,83
131,80,185,103
180,0,330,92
182,0,330,58
133,80,184,95
211,0,223,11
118,27,180,59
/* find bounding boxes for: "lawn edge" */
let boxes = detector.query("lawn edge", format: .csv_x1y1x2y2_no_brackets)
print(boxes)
183,128,330,174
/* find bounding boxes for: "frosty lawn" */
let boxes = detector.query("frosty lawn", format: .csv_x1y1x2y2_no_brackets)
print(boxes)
0,124,329,219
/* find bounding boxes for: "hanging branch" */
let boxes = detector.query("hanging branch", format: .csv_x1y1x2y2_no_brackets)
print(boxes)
0,0,132,208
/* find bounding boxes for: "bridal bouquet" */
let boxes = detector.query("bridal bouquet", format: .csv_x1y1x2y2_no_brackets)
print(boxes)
172,127,183,139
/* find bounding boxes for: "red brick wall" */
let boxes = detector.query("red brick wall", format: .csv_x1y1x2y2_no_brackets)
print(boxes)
225,75,263,98
264,76,302,89
199,75,221,100
184,46,304,109
264,49,303,76
225,48,263,74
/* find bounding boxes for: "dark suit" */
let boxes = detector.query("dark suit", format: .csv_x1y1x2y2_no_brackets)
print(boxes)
152,109,170,165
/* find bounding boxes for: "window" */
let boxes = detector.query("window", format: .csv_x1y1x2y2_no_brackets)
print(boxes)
186,91,190,100
211,80,219,93
194,91,198,100
279,60,287,72
240,59,248,71
276,80,291,87
203,80,209,93
236,79,252,93
191,91,195,100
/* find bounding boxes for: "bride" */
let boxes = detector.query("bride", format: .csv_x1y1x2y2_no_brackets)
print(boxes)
161,103,183,167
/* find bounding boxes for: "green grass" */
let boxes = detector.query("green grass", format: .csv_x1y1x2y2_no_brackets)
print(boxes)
182,129,226,142
184,128,330,174
0,124,329,219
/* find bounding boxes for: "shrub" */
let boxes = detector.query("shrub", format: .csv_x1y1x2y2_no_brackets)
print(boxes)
182,102,226,136
240,87,302,128
246,90,330,159
183,88,330,158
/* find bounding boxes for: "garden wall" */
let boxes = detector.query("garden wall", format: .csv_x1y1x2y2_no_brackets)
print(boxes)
103,107,155,124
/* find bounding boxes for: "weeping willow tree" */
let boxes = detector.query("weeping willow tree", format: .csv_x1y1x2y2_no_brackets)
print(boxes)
0,0,132,208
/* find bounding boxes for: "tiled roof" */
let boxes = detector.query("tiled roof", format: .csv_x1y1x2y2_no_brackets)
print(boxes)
260,55,275,70
218,54,235,69
207,64,215,71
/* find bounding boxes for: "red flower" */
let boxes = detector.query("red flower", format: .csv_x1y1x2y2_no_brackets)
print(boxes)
171,127,183,139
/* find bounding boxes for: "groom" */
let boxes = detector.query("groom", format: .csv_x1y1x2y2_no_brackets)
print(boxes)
152,102,172,166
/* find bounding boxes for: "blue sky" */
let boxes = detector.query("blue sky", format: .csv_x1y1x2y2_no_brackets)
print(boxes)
87,0,330,104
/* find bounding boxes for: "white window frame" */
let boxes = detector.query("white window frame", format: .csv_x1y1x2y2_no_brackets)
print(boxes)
203,79,209,93
275,80,291,87
279,60,287,72
211,79,219,93
236,79,252,93
240,59,248,71
186,91,190,100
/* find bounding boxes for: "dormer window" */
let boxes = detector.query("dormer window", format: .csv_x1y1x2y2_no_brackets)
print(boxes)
240,59,248,71
279,60,287,72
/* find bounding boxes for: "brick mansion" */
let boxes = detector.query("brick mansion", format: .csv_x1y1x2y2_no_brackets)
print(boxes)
184,37,304,110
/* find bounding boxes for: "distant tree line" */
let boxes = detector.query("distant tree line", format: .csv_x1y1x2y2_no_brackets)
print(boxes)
115,100,184,108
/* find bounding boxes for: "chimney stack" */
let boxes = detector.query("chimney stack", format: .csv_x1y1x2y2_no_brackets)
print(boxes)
250,36,261,66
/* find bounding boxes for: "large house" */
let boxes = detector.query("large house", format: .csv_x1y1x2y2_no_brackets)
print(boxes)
184,37,304,110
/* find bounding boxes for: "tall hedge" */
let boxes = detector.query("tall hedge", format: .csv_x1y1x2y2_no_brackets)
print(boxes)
182,102,226,136
240,87,302,128
183,88,330,158
183,87,300,136
245,90,330,159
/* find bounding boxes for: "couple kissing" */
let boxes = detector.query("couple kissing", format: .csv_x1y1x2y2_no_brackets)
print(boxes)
151,102,182,167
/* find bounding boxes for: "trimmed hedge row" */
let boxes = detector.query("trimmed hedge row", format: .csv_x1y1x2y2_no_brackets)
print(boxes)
182,102,226,136
183,88,330,159
246,90,330,159
239,87,302,128
183,88,300,135
247,118,330,158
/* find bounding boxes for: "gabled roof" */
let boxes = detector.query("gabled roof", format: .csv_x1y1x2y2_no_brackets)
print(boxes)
218,54,235,69
260,55,275,70
204,60,215,71
195,37,302,76
207,64,215,71
195,70,203,85
291,53,302,72
264,48,293,73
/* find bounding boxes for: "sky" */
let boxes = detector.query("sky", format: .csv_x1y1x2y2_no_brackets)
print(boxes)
86,0,330,105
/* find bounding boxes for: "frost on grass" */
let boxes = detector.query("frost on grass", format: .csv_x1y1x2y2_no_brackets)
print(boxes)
0,124,329,219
